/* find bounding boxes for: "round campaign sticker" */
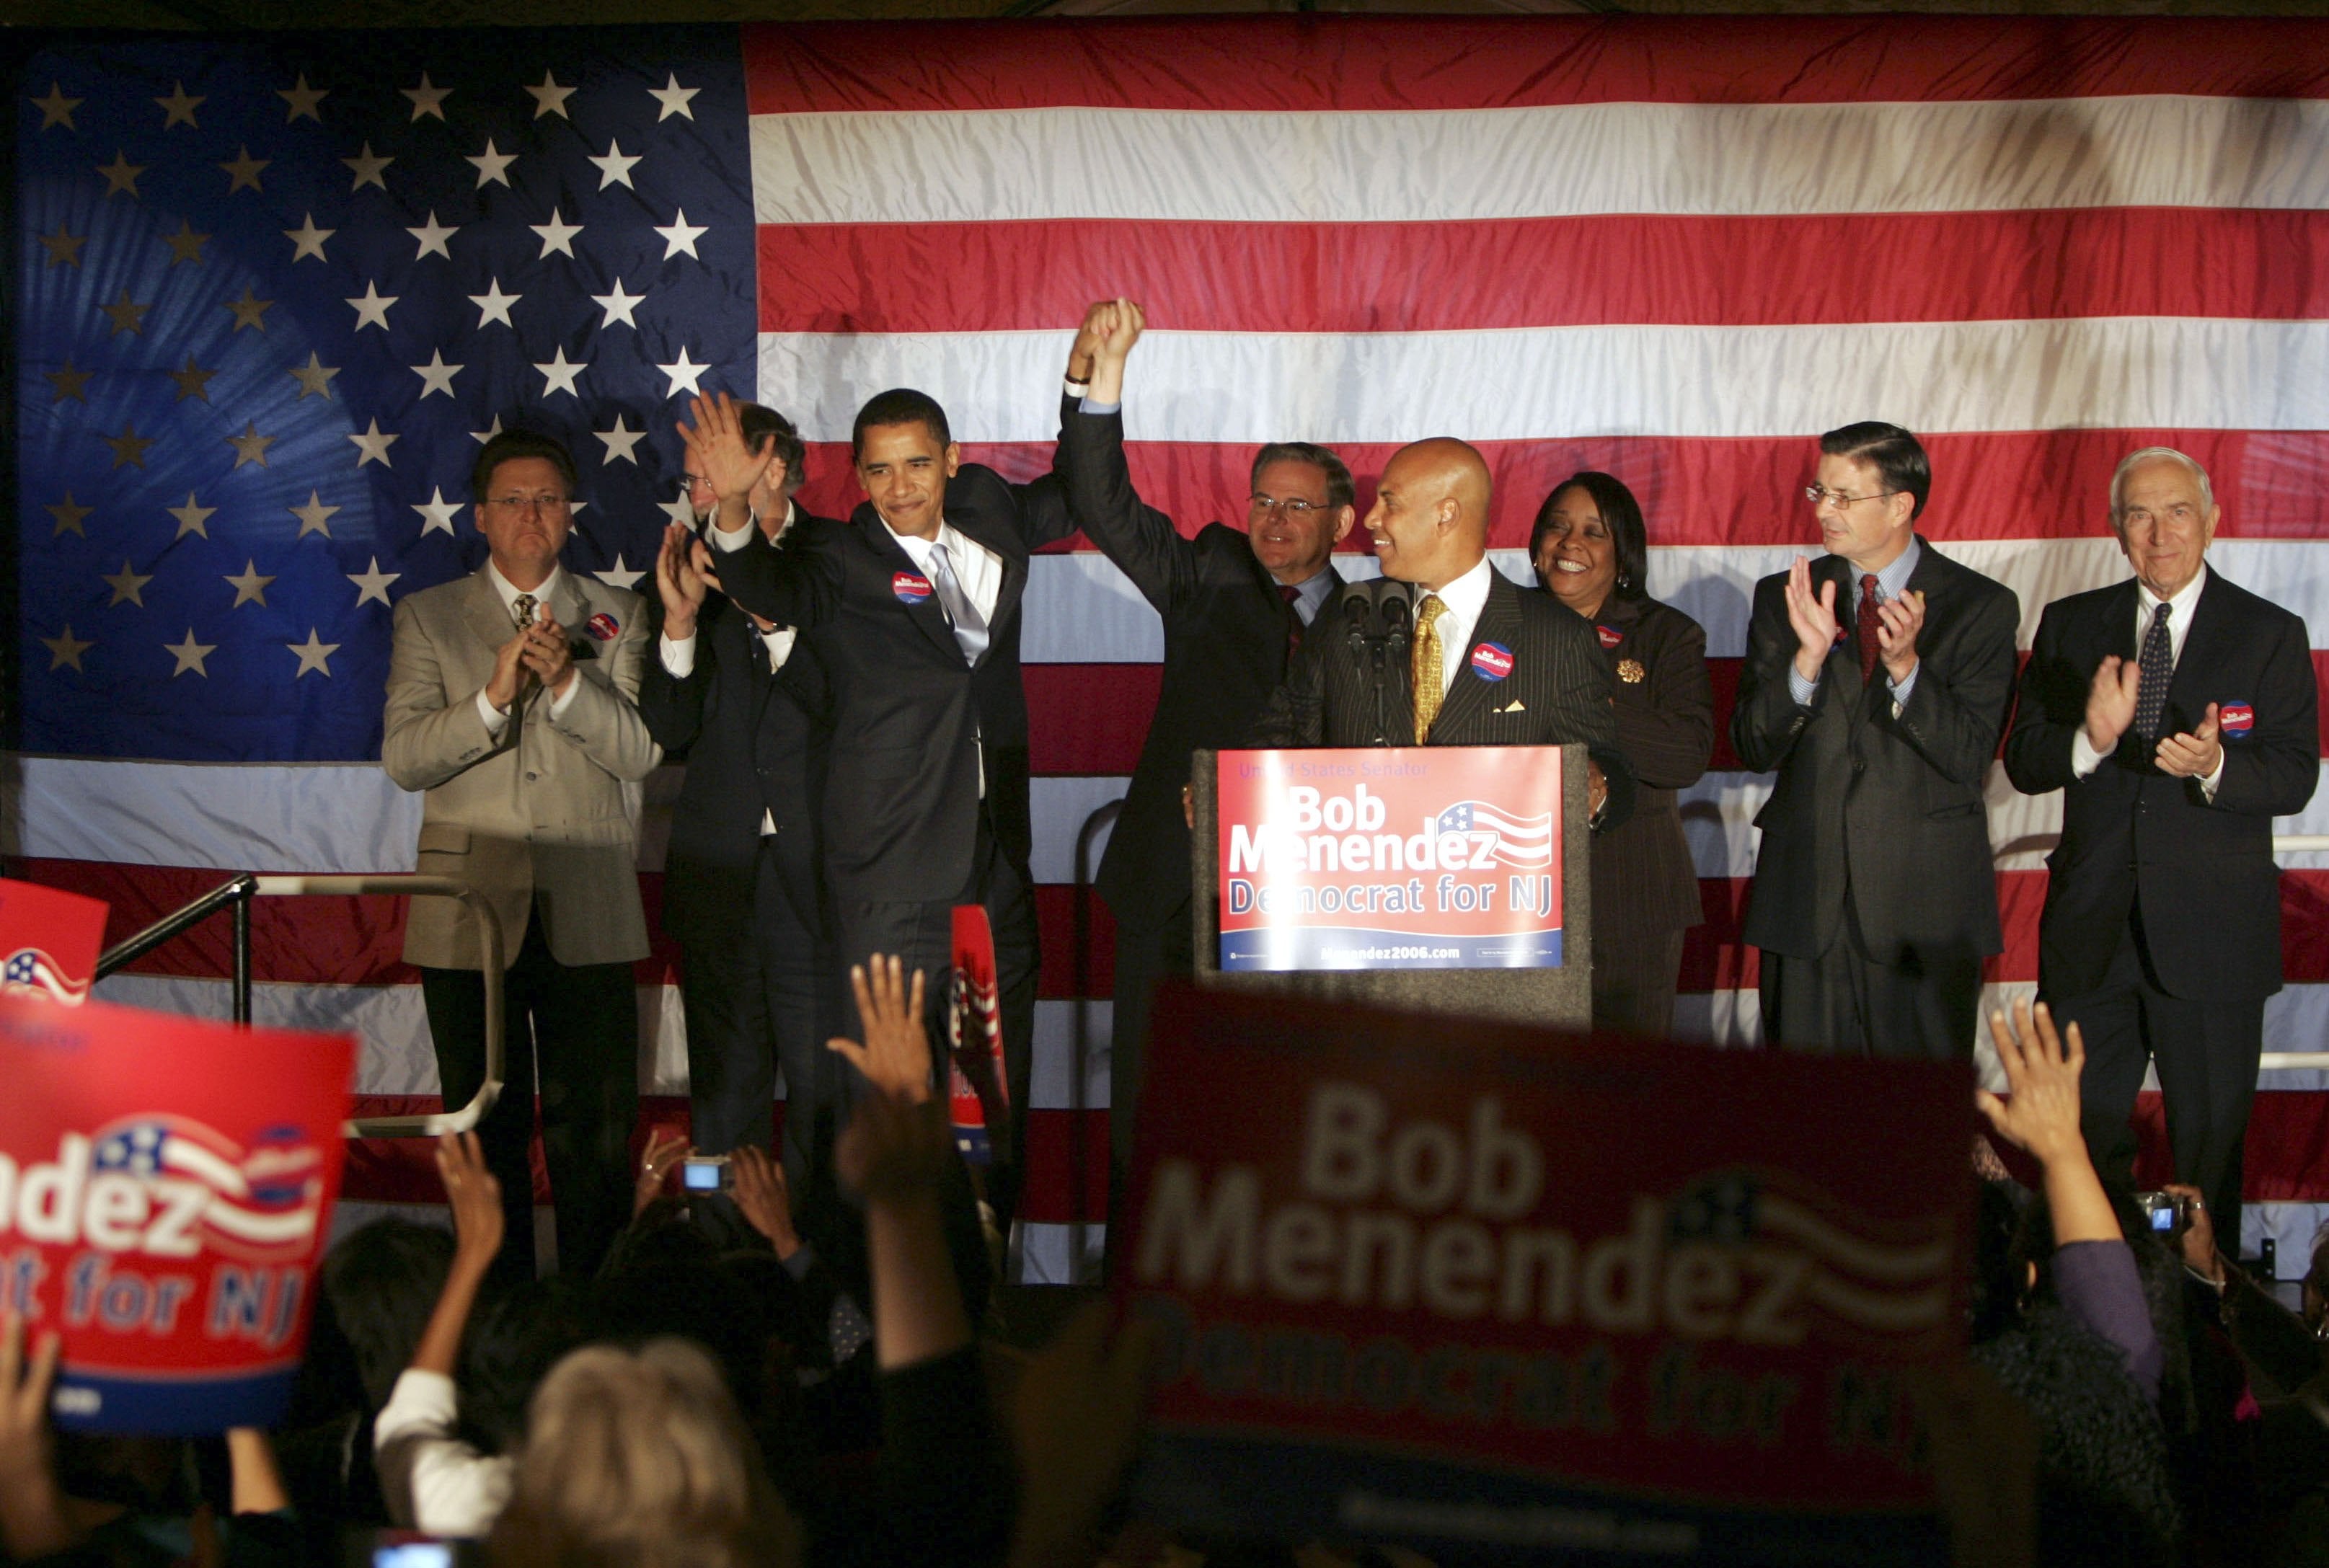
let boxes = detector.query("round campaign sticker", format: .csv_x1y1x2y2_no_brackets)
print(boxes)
1470,642,1515,681
1596,624,1622,650
2221,700,2255,738
585,612,620,641
893,572,933,605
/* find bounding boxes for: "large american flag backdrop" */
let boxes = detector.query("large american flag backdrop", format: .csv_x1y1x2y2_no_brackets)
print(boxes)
14,17,2329,1280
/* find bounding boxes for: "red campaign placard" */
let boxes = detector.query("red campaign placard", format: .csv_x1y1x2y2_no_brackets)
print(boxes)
1216,747,1562,972
0,992,355,1434
948,905,1011,1166
1116,983,1971,1563
0,877,110,1006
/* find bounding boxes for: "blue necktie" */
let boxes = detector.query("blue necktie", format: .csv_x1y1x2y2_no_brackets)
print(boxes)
2135,602,2174,740
924,540,989,665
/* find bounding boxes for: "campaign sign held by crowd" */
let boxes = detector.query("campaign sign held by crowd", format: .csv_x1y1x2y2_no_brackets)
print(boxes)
0,878,110,1006
0,993,355,1433
1216,748,1563,972
1116,984,1971,1563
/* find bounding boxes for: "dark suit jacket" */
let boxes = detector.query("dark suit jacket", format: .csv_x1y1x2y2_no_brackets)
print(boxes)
713,463,1075,903
637,515,839,946
1731,538,2020,962
1577,593,1713,940
1059,405,1334,928
1251,567,1631,826
2003,568,2317,1000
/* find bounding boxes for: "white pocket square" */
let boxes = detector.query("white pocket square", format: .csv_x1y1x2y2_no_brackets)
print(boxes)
1495,698,1526,713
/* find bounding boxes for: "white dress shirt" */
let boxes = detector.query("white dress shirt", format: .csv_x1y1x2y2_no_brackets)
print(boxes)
374,1368,513,1538
1415,554,1497,698
475,562,580,732
892,521,1003,624
2071,564,2224,795
660,502,803,838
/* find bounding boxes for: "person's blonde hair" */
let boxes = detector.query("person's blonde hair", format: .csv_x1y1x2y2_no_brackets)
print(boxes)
486,1338,799,1568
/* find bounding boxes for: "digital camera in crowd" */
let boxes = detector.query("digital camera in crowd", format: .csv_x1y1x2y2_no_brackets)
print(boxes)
681,1153,732,1193
2136,1190,2195,1236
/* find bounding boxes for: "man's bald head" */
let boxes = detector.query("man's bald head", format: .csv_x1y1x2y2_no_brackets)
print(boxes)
1364,438,1493,588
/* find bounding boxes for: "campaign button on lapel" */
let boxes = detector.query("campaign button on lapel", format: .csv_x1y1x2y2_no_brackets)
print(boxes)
2220,700,2255,739
893,571,933,605
585,611,619,641
1470,641,1515,681
1596,623,1622,650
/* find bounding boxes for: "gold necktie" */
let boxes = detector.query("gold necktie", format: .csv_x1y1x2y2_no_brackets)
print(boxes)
1412,592,1446,742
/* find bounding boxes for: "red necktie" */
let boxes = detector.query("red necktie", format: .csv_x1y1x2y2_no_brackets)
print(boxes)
1856,573,1882,683
1279,583,1303,657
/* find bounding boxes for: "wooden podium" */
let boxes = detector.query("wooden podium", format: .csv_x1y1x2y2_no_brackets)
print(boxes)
1188,744,1591,1029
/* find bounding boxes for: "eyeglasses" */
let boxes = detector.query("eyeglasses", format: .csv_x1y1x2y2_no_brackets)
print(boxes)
1250,495,1330,518
679,473,712,496
1805,485,1901,509
485,494,570,515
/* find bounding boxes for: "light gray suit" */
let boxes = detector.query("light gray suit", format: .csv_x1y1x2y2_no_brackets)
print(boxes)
382,562,660,1280
383,566,660,969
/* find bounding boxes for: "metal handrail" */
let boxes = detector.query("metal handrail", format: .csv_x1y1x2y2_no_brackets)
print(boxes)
1992,830,2329,1070
252,876,505,1139
88,870,504,1139
96,873,261,1024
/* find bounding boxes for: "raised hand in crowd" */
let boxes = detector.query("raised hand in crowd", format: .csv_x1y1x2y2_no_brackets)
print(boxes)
730,1143,803,1261
1782,553,1841,683
0,1312,71,1561
1976,999,2120,1249
634,1128,688,1218
828,954,932,1105
1067,299,1110,385
1007,1300,1157,1568
676,390,782,537
412,1132,505,1379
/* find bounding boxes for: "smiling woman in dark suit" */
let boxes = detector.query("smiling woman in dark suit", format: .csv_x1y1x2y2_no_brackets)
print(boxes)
1532,471,1714,1037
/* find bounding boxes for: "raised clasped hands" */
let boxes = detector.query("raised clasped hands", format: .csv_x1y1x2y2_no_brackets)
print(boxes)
1782,555,1839,683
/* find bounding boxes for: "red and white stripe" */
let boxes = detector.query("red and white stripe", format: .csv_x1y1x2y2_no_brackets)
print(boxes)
28,17,2329,1281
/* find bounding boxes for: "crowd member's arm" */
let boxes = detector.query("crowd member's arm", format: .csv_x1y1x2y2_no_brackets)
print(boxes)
374,1133,514,1538
640,527,717,755
832,957,1014,1564
1977,1000,2162,1404
0,1315,74,1561
1007,1301,1157,1568
733,1145,873,1368
2169,1180,2325,1396
226,1429,290,1517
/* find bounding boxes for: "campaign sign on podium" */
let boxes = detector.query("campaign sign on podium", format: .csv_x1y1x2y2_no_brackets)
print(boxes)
0,993,355,1433
1216,747,1562,972
1117,983,1971,1564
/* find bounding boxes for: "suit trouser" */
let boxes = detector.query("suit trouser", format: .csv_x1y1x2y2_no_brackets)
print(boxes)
1759,890,1982,1062
1591,929,1688,1039
420,903,638,1284
2049,911,2266,1241
676,840,845,1241
834,810,1039,1230
1108,895,1194,1231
